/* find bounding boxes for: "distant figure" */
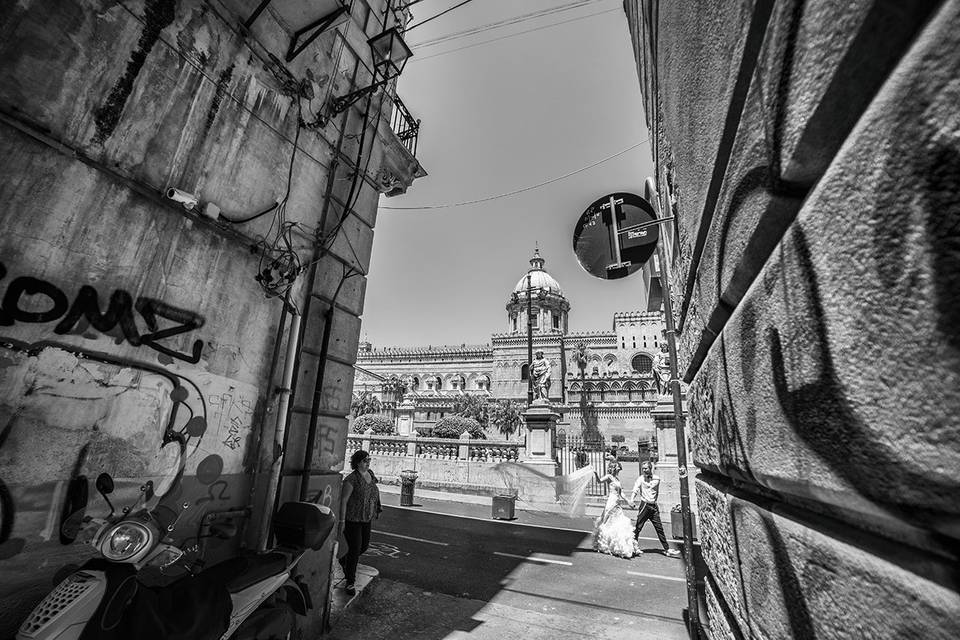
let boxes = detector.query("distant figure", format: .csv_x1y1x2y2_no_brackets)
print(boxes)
593,461,639,558
606,450,622,476
629,461,680,557
531,350,552,400
338,450,382,595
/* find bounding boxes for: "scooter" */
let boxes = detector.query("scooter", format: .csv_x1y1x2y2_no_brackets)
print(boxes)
16,436,336,640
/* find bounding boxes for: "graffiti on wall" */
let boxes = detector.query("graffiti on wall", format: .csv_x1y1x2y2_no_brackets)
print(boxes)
0,262,205,363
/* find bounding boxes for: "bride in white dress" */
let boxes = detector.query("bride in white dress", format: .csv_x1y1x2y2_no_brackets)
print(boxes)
593,461,640,558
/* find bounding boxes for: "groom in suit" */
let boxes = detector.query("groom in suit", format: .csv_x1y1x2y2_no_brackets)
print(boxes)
630,461,681,557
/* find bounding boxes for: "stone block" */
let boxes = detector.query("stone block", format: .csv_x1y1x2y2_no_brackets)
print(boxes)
704,575,739,640
688,0,960,541
677,0,941,379
292,355,354,418
656,0,764,313
301,303,361,365
320,210,375,274
329,173,381,228
310,255,367,316
695,476,748,631
731,498,960,639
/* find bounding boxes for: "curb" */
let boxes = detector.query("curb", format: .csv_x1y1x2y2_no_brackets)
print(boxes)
328,562,379,628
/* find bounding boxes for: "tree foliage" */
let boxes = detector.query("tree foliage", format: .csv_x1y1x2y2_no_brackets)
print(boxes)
353,413,395,435
450,393,489,430
433,415,486,439
351,391,381,417
488,399,523,438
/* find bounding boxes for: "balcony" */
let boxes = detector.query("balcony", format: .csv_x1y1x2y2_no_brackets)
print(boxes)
376,92,427,197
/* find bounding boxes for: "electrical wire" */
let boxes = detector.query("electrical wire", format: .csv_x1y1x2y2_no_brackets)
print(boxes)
380,139,649,210
114,0,330,172
411,6,620,63
408,0,602,49
404,0,477,33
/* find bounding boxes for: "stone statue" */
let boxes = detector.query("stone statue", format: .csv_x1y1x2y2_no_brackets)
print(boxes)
575,342,588,374
652,348,669,395
532,350,552,400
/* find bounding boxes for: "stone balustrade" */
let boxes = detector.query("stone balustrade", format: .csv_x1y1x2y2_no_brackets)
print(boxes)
347,431,520,462
345,431,522,494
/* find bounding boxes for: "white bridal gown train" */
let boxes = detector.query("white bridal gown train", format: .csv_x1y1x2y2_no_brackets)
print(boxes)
593,476,638,559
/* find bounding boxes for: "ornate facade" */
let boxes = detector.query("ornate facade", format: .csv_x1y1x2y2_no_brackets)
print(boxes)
355,250,666,444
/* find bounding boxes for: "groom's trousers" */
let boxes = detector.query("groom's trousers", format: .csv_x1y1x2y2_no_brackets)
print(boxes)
634,502,670,551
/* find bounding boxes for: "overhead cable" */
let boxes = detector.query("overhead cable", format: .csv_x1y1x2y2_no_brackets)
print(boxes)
410,7,620,63
380,139,649,210
405,0,477,33
409,0,603,49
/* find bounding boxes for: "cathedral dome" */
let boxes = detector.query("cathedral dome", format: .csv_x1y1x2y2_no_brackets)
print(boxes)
512,249,564,296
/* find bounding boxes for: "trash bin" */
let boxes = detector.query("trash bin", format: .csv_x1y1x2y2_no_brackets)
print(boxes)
670,506,698,540
400,470,418,507
492,493,517,520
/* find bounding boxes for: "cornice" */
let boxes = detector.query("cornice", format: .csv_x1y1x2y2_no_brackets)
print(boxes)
612,310,663,322
358,343,493,360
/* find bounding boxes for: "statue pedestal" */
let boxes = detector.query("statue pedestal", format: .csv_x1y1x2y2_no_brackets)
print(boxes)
519,400,561,506
396,395,417,436
651,392,697,515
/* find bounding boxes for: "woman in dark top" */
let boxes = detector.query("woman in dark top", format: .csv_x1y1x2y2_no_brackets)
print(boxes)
338,449,381,595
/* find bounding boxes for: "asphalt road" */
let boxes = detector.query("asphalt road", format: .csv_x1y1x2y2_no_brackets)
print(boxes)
332,495,691,639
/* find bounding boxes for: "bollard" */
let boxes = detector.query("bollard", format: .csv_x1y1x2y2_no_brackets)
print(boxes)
400,469,418,507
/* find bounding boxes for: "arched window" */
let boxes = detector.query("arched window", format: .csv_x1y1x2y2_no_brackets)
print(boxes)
520,363,529,380
632,354,653,374
411,376,420,391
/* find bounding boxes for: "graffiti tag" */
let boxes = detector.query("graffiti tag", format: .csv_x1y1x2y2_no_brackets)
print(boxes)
0,263,205,363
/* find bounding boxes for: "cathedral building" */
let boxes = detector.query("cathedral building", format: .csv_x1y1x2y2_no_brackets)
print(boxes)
354,250,666,444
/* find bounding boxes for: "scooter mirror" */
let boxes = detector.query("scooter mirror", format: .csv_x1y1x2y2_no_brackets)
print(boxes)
96,473,115,495
153,440,184,498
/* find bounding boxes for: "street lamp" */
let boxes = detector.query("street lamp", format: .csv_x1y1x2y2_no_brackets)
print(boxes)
317,27,413,127
526,273,534,406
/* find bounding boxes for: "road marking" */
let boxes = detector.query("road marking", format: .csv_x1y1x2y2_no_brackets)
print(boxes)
374,530,449,546
493,551,573,566
384,504,679,544
365,541,403,558
626,571,685,583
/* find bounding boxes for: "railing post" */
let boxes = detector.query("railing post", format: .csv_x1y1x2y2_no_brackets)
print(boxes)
458,432,471,460
362,428,373,452
407,433,418,457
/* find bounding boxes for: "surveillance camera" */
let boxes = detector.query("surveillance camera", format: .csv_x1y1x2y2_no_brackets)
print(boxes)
165,188,200,210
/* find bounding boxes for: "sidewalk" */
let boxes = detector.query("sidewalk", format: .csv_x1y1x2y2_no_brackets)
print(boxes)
378,483,608,524
326,577,689,640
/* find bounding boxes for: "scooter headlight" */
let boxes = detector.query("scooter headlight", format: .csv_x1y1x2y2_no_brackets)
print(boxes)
100,522,153,562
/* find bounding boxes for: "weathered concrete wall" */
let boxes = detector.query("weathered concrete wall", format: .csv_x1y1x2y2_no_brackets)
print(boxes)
627,0,960,636
0,0,421,636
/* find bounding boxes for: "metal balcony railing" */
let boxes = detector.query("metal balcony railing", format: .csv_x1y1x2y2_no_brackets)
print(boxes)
389,93,420,157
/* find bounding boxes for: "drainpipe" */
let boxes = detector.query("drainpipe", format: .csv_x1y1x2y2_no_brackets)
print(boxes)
257,309,302,551
645,176,700,636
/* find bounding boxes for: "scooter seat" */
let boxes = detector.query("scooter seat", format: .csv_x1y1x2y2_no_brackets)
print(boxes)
226,552,289,593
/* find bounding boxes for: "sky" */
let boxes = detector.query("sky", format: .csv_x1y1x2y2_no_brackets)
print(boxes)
362,0,655,347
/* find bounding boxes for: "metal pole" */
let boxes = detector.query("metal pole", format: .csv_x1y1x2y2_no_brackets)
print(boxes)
257,310,302,551
645,177,700,637
526,272,534,406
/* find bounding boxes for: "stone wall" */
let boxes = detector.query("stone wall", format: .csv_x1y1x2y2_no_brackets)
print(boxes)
626,0,960,636
0,0,421,636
